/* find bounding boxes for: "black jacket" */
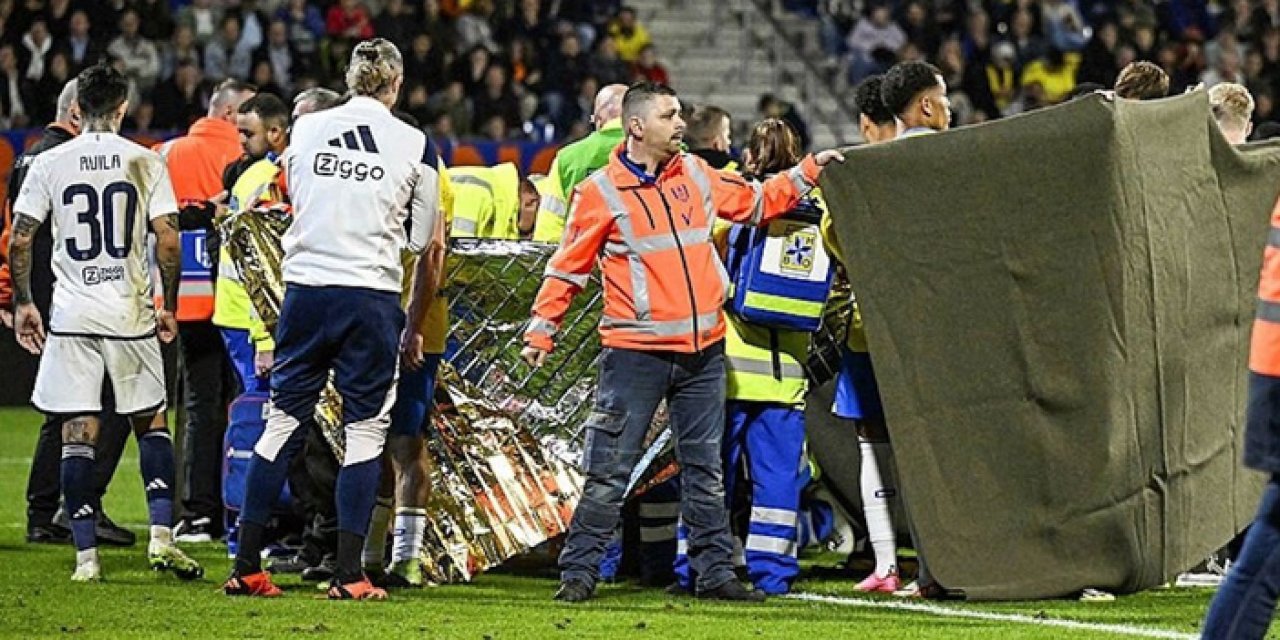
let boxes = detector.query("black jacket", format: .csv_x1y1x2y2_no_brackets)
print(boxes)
690,148,738,171
5,123,75,319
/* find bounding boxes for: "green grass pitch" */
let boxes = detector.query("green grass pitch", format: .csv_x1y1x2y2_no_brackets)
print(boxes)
0,407,1234,638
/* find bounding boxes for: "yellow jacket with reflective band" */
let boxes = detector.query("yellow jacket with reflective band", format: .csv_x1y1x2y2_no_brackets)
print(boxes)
213,157,280,353
450,163,519,239
402,162,454,355
532,155,567,242
819,212,868,353
714,219,810,405
724,312,810,405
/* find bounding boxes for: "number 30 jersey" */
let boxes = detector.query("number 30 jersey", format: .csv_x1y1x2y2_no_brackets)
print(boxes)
13,132,179,338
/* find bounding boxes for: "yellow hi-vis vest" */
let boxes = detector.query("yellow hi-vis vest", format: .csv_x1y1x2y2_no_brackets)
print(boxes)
819,212,868,353
449,162,520,239
532,155,567,242
724,312,810,406
213,157,280,352
402,162,454,355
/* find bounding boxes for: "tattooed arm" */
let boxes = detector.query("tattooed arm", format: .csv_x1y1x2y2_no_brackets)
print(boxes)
150,213,180,343
9,213,44,353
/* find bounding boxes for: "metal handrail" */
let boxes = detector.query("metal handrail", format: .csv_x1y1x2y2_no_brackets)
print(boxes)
745,0,860,145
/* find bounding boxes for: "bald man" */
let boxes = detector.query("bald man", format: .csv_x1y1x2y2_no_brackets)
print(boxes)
531,83,627,242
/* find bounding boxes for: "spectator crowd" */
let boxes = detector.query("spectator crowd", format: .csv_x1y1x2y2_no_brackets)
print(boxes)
787,0,1280,135
0,0,672,142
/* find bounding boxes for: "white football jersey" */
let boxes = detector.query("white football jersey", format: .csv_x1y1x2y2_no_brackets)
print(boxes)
13,132,178,337
282,96,440,293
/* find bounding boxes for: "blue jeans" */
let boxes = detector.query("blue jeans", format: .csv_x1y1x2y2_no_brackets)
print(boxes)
559,343,736,592
1203,474,1280,639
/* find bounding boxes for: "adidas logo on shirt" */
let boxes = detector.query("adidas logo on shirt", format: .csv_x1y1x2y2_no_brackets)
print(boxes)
73,505,95,519
315,124,387,182
145,479,169,492
327,125,380,153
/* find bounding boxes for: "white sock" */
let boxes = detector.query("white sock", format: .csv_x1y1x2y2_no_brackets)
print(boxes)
391,508,427,565
150,525,173,548
76,547,99,566
362,499,393,568
859,437,897,577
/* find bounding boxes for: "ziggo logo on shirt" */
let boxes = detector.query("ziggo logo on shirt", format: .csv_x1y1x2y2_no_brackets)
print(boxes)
313,152,385,181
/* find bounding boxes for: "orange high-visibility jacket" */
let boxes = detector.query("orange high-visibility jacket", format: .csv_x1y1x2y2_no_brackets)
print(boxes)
525,145,822,354
1252,197,1280,376
155,117,244,322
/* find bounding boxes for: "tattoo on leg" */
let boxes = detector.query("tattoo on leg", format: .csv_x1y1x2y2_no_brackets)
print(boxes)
62,416,98,445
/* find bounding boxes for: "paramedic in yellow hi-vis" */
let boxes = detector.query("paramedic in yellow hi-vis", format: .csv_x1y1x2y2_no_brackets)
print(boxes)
672,119,832,595
368,153,454,589
531,84,627,242
213,94,293,395
448,162,540,240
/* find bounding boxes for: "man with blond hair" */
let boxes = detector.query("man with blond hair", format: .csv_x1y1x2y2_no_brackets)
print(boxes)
224,38,442,601
1210,82,1255,145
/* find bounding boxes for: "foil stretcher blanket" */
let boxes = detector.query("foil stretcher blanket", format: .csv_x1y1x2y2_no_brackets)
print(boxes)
223,220,850,583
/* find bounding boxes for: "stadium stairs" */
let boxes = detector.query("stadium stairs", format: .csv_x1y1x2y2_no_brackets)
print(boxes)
632,0,858,150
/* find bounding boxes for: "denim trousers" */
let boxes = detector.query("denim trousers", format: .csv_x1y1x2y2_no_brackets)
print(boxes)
1202,474,1280,639
559,343,736,592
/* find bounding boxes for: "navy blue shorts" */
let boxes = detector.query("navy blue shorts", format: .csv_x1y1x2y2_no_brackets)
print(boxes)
270,284,405,424
832,346,884,420
389,353,442,437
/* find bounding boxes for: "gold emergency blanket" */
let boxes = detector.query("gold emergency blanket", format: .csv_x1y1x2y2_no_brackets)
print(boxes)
222,217,590,581
220,205,347,459
221,216,849,582
418,364,582,582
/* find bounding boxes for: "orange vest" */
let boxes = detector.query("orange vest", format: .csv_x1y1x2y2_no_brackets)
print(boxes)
526,145,821,354
155,118,245,322
1252,197,1280,375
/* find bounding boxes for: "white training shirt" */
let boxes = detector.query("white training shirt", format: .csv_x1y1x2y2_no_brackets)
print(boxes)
282,95,440,293
13,132,177,338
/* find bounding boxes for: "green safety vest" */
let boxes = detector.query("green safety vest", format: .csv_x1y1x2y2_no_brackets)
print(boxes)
532,119,625,243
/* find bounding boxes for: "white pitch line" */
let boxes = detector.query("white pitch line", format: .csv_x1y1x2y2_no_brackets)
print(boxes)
786,592,1198,639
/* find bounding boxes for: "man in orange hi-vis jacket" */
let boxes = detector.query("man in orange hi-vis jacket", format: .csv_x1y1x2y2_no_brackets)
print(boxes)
521,82,844,604
155,79,256,544
1204,196,1280,639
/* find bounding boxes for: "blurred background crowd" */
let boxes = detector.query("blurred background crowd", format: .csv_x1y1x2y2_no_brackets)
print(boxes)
0,1,1276,148
784,0,1280,131
0,0,670,142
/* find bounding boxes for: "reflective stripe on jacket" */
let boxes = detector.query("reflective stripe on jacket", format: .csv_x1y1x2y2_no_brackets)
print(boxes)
526,144,822,354
532,120,625,243
1252,196,1280,376
450,163,519,239
156,117,245,321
